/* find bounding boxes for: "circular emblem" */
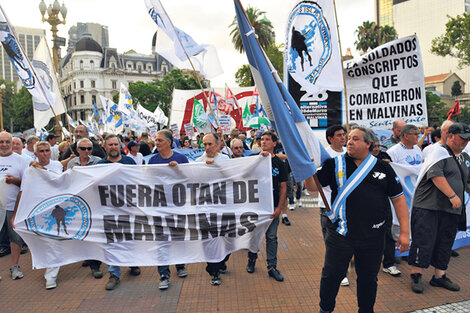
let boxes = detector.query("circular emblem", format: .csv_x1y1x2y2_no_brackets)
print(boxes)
25,194,92,240
337,171,344,178
31,60,53,111
466,160,470,168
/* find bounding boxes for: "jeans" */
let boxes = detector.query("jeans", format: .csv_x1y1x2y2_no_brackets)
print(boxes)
158,264,185,278
319,226,384,313
108,265,121,278
248,217,280,269
286,173,303,205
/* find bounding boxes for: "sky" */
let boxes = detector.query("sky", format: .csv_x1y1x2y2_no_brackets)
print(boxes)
2,0,374,88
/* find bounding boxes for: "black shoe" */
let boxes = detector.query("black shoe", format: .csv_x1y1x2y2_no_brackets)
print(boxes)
394,257,401,264
268,268,284,282
91,268,103,279
20,245,28,254
82,260,90,267
219,265,227,274
246,259,256,273
410,273,424,294
210,274,221,286
451,250,459,257
129,266,141,276
430,274,460,291
282,216,291,226
0,247,11,257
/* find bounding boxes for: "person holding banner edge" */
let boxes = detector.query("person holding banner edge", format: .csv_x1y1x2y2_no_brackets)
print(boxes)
305,126,410,313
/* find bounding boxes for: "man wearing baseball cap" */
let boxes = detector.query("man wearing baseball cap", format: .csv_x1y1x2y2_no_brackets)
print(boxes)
409,122,470,294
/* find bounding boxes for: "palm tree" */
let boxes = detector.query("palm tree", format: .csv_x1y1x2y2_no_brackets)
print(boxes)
229,6,274,53
378,25,397,45
354,21,380,54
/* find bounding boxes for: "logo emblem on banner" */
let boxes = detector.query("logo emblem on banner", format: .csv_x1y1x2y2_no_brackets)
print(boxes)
31,60,53,111
25,194,91,240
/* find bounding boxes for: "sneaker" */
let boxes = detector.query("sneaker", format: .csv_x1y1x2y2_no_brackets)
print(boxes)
430,275,460,291
129,266,141,276
340,277,349,286
383,265,401,277
20,245,28,255
288,204,295,211
246,259,256,273
410,273,424,294
268,268,284,282
0,247,11,257
210,274,221,286
91,268,103,279
297,199,303,208
10,265,23,280
105,274,120,290
177,268,188,278
282,216,291,226
46,278,57,289
159,276,169,290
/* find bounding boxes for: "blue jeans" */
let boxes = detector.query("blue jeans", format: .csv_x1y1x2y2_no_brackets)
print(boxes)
287,173,303,204
108,265,121,278
158,264,185,278
248,216,280,269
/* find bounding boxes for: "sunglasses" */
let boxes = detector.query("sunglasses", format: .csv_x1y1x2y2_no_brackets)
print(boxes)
78,146,92,151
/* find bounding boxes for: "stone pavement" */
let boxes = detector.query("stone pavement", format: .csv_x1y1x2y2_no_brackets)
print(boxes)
1,194,470,313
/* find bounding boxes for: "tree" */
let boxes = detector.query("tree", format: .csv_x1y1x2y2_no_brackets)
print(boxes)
229,6,274,53
234,42,284,87
426,91,447,126
431,13,470,68
451,81,463,97
354,21,397,54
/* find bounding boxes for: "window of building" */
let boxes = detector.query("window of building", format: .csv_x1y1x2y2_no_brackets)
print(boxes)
81,111,86,121
80,95,85,104
161,61,168,75
80,60,84,70
74,81,76,89
146,63,153,72
137,65,142,73
112,80,117,89
91,80,96,88
127,62,133,70
92,95,96,103
90,60,94,70
80,80,84,88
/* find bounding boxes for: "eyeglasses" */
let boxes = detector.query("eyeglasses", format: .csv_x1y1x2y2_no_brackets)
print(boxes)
78,146,92,151
408,132,420,136
38,149,50,153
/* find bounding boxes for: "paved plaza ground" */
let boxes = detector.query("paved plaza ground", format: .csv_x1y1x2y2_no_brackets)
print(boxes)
1,195,470,313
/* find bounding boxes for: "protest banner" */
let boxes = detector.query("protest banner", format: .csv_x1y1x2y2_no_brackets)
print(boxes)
184,123,195,138
284,0,345,129
218,116,231,135
14,156,274,269
170,123,179,137
344,35,427,129
137,104,158,126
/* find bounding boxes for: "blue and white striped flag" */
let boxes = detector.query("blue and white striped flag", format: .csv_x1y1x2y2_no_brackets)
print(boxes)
234,0,330,182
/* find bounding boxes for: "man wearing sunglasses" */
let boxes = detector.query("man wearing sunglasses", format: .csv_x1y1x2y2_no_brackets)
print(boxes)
230,138,245,158
67,138,101,169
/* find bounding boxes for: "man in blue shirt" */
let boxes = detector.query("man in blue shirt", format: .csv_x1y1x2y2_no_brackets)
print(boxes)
97,134,140,291
148,130,189,290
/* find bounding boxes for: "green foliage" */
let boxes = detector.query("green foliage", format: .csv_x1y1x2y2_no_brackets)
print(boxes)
431,13,470,68
451,106,470,125
451,81,463,97
426,92,447,126
0,79,34,132
354,21,397,54
122,69,203,116
235,43,284,87
229,6,274,53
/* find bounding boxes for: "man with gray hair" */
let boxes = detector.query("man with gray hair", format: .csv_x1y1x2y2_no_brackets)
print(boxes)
230,138,245,158
22,135,39,161
304,126,410,313
387,124,424,166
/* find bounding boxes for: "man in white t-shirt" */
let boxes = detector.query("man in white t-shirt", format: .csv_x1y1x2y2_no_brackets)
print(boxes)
127,140,143,165
320,125,349,286
423,121,453,160
12,141,63,289
0,132,30,281
384,124,423,277
196,133,229,163
21,135,39,161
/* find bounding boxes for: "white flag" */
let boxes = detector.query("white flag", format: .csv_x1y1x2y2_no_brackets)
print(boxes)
154,106,168,125
144,0,223,79
118,83,133,116
32,37,67,129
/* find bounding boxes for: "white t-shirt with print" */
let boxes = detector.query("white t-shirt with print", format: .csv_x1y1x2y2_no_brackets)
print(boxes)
387,143,423,165
0,153,30,211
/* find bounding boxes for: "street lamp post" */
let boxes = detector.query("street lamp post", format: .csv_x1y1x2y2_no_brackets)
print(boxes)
0,84,5,131
39,0,67,72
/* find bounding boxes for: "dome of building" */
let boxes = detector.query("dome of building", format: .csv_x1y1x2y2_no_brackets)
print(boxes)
74,33,102,53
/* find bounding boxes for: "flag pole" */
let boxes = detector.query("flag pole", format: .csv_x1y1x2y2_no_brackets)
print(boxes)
0,6,66,140
333,0,350,131
156,2,232,157
236,0,329,211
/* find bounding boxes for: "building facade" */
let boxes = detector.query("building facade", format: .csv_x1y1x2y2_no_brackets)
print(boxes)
67,22,109,55
0,26,45,85
375,0,394,26
393,0,470,92
60,35,172,122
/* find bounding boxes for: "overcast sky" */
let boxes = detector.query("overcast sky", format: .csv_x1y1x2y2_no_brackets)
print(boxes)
2,0,374,87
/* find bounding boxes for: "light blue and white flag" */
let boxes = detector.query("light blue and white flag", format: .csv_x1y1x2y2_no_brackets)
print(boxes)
118,83,133,116
234,0,329,182
144,0,223,79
